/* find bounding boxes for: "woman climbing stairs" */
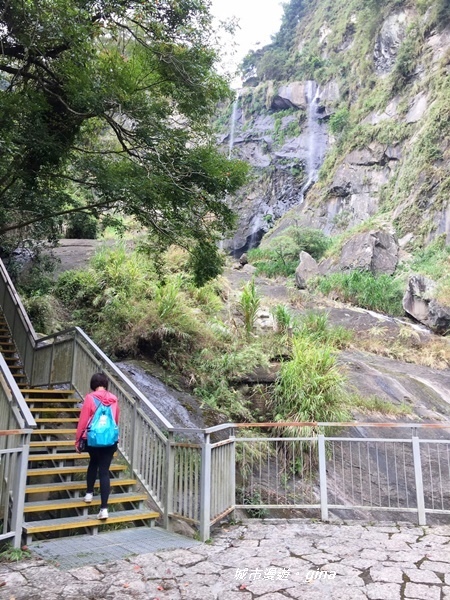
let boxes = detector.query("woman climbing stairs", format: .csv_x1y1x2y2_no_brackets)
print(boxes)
0,316,159,544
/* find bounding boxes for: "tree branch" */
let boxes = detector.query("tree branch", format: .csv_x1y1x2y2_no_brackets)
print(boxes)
0,199,120,234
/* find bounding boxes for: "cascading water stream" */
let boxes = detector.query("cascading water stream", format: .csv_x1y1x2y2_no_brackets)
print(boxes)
299,80,325,201
228,93,239,158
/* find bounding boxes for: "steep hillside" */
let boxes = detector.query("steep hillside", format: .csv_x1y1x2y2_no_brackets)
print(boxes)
217,0,450,259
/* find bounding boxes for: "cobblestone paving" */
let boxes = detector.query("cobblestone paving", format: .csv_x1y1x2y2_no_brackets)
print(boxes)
1,519,450,599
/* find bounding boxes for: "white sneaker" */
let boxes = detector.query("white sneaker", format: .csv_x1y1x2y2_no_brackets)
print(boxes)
84,493,93,503
97,508,109,519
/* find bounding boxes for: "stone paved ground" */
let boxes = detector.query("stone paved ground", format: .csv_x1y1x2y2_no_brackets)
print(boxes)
1,519,450,599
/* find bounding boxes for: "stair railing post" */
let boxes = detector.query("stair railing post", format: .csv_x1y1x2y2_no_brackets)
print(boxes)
130,400,138,474
318,433,329,521
230,428,236,519
70,331,78,390
11,432,31,548
412,428,426,525
199,432,212,542
163,431,175,530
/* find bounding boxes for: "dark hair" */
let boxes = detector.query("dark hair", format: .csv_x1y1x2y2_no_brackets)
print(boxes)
90,372,109,391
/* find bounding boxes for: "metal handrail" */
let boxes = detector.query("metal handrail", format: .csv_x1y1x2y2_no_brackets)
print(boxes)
73,328,173,430
172,421,450,435
0,259,37,342
0,350,35,429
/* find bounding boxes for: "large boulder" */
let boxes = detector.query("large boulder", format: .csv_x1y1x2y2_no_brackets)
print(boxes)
320,231,399,276
271,82,307,110
403,275,450,334
295,251,319,289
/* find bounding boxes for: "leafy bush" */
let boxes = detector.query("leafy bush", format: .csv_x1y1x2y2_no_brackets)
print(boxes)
389,25,422,94
249,227,331,278
23,294,68,335
55,244,206,355
314,271,404,316
290,227,331,260
329,107,350,135
65,211,98,239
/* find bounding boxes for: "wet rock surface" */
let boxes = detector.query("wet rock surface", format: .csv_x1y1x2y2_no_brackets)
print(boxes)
403,274,450,334
2,520,450,599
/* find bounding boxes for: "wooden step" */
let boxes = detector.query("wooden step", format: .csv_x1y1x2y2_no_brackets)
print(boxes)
26,478,137,495
27,452,90,462
31,429,76,436
35,418,79,423
24,492,147,513
27,464,127,477
24,509,159,535
30,440,75,448
21,389,76,395
27,398,79,404
29,407,80,413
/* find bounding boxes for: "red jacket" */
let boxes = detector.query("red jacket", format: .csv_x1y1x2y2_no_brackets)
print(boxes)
75,389,120,446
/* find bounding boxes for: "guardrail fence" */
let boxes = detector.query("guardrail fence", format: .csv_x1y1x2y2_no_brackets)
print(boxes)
234,423,450,527
2,257,450,545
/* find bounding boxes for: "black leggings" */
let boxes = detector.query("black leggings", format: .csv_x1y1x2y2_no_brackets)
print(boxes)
86,444,117,508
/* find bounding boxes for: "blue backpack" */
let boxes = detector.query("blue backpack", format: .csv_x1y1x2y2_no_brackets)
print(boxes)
87,398,119,448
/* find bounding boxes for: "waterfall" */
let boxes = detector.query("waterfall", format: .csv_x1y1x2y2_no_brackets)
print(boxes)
299,80,326,201
228,93,239,158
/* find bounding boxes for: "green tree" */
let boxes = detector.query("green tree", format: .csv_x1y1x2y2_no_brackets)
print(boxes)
0,0,248,283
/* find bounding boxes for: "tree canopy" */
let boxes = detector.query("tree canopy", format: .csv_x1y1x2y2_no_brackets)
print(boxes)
0,0,248,283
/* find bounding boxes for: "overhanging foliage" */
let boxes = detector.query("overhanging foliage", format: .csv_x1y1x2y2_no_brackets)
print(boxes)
0,0,248,281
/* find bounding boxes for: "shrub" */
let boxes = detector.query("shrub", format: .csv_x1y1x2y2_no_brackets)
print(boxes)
22,294,68,335
249,227,331,278
328,107,350,135
290,227,331,260
65,211,98,239
53,243,229,365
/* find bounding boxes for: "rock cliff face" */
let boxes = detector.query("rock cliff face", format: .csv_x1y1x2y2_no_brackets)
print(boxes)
217,0,450,257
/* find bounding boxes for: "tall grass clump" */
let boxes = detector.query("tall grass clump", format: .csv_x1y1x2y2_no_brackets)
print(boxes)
272,304,297,335
193,342,269,420
270,336,348,425
297,311,353,349
314,271,404,316
239,279,260,336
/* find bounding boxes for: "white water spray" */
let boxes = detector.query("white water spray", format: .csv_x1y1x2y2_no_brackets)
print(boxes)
299,80,325,201
228,93,239,158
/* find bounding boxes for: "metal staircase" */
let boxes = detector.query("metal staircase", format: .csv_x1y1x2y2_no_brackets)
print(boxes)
0,315,159,544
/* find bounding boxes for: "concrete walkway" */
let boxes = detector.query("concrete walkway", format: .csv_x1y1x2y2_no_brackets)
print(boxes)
1,519,450,599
